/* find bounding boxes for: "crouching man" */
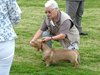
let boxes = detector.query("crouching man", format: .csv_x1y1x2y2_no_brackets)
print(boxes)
30,0,80,50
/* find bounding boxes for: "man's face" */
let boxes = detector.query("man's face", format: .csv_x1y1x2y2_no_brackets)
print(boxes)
45,7,57,20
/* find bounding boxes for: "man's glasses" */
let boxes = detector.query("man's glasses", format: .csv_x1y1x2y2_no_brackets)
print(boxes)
45,9,54,14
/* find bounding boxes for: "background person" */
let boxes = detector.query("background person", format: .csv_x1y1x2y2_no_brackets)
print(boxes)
66,0,88,35
0,0,21,75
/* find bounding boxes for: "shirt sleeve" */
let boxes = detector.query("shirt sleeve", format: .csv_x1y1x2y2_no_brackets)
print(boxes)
59,19,71,36
40,19,48,31
7,0,21,25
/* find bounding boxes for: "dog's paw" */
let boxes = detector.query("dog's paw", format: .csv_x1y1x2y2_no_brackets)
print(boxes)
46,64,50,67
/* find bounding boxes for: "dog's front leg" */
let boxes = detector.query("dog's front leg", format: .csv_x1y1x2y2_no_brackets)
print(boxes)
45,61,50,67
44,58,51,67
43,54,52,67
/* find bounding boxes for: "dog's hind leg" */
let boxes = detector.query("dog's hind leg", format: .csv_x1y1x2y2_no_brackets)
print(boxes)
71,60,78,68
71,54,79,68
74,61,79,68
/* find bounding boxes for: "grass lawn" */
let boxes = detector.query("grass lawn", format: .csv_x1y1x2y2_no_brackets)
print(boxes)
10,0,100,75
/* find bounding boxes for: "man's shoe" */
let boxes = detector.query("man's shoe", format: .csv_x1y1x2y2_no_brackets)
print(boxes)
80,32,88,35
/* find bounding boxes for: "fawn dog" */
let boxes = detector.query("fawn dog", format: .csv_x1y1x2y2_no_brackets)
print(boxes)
31,39,80,68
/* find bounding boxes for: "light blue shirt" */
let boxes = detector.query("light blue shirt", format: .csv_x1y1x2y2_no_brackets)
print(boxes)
0,0,21,42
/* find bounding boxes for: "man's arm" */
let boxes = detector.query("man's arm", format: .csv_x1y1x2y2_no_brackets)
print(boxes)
30,29,43,44
30,17,48,45
43,20,71,42
42,33,65,42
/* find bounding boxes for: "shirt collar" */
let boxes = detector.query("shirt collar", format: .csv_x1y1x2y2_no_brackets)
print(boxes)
56,10,61,23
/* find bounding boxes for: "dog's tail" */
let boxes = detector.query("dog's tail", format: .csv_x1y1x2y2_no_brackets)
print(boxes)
74,50,80,64
77,54,80,64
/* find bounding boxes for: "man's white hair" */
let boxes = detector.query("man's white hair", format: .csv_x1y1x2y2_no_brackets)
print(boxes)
45,0,59,9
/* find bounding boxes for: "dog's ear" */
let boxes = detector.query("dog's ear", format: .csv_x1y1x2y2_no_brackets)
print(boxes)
37,39,46,44
42,40,46,43
41,38,46,43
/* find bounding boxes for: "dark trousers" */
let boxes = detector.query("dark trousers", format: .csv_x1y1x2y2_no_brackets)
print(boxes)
66,1,84,33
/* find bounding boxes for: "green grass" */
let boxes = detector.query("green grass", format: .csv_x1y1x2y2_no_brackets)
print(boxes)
10,0,100,75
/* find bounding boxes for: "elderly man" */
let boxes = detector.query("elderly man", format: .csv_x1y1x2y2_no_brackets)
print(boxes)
30,0,80,50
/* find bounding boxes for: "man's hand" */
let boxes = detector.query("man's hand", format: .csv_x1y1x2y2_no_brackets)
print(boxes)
30,39,35,46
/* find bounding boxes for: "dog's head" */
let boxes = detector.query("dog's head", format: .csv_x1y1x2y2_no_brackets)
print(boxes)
30,39,45,51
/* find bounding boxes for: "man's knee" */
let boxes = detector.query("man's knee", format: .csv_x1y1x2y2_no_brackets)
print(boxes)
42,31,50,37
